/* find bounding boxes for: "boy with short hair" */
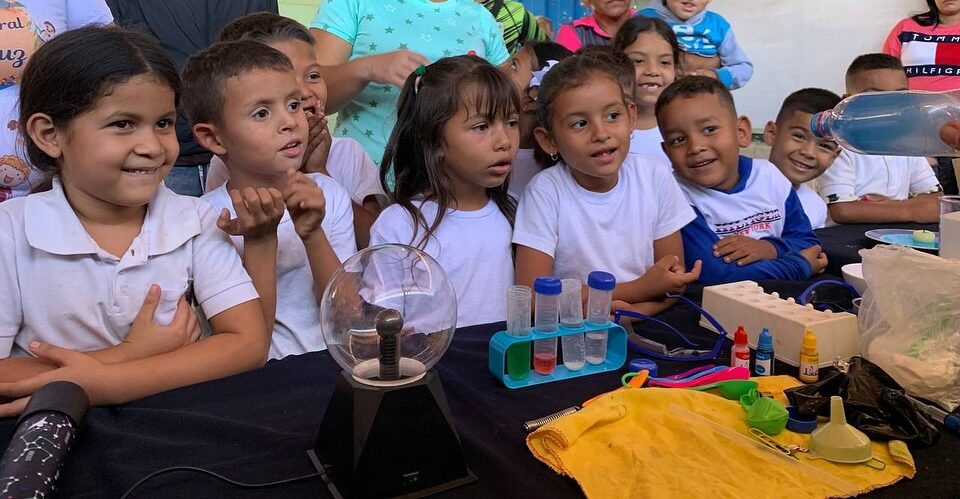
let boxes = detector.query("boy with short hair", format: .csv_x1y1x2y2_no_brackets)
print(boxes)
817,54,942,224
763,88,843,229
656,76,826,285
182,41,357,360
638,0,753,89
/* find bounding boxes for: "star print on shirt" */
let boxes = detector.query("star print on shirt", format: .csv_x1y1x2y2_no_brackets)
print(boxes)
364,130,374,138
369,100,379,108
369,43,377,51
385,4,395,12
385,27,395,33
421,34,432,42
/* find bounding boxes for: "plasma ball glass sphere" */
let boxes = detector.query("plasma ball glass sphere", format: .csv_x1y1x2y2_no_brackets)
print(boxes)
320,244,458,386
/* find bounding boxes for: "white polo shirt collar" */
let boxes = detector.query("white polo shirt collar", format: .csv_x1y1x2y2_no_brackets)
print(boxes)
23,178,201,258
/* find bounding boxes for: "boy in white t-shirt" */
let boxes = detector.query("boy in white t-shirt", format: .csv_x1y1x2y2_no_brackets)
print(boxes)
657,76,827,284
818,54,942,224
183,41,357,360
206,12,383,248
763,88,843,229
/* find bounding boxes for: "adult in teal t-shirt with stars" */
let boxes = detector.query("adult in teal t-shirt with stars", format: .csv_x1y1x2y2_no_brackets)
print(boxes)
311,0,510,187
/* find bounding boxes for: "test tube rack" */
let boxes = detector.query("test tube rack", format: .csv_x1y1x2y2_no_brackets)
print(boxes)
488,321,626,389
699,281,859,368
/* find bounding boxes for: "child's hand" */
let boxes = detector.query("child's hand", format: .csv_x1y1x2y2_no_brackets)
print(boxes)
713,236,778,266
652,255,702,295
0,342,120,416
301,112,332,176
800,245,828,275
216,187,285,241
123,284,202,359
284,169,326,240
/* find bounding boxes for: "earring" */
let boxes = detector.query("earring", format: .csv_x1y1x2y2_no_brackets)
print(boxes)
550,153,558,161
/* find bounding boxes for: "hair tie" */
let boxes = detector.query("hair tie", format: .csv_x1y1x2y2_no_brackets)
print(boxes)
414,64,427,94
529,60,560,89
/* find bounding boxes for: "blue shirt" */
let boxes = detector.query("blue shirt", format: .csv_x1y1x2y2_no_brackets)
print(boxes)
678,156,820,284
312,0,510,171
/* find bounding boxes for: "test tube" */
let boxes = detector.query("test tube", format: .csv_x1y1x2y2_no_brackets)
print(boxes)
506,285,532,381
533,277,561,375
585,271,616,365
559,279,585,371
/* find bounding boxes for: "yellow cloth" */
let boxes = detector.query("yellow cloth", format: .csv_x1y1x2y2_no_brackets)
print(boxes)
527,376,915,499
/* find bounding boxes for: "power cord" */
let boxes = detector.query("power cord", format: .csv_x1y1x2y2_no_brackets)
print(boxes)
119,463,340,499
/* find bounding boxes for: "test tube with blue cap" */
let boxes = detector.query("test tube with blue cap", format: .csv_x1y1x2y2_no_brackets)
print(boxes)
585,271,616,364
533,277,561,375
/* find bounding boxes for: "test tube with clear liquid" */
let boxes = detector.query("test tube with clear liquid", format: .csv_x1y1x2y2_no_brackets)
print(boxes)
559,279,585,371
585,271,616,365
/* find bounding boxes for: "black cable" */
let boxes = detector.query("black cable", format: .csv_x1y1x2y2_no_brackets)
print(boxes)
119,465,326,499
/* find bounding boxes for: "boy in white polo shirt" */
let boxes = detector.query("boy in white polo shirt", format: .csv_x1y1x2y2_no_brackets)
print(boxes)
818,54,942,224
763,88,843,229
183,41,357,360
656,76,827,284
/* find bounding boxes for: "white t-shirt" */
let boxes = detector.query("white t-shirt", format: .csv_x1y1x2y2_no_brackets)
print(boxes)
513,154,695,283
629,127,666,160
509,148,539,200
796,183,827,230
676,158,793,240
0,0,113,201
817,149,941,204
370,198,514,328
0,179,259,358
205,137,385,206
202,173,357,359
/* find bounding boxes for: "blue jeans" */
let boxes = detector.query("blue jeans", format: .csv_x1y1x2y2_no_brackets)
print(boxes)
164,164,209,197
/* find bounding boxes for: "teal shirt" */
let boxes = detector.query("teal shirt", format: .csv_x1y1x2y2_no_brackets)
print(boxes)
312,0,510,173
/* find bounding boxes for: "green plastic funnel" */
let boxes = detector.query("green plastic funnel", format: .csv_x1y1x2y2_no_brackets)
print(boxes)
809,396,882,468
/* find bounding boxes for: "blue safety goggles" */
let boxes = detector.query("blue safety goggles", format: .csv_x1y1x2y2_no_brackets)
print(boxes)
613,294,726,362
797,279,861,313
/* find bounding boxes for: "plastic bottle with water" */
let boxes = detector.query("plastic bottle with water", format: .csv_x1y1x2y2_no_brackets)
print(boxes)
811,90,960,157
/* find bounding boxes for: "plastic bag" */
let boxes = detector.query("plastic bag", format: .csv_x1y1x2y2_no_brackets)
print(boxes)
858,245,960,411
785,356,939,445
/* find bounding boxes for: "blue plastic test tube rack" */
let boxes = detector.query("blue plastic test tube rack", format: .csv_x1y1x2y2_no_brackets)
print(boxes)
488,321,627,388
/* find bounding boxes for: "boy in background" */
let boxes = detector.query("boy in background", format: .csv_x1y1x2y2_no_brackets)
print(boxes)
638,0,753,89
817,54,942,224
763,88,843,229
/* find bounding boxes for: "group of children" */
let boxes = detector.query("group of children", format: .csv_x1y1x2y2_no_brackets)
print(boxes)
0,3,943,414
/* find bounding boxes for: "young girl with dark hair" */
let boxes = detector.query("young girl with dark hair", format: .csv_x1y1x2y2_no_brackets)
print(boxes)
0,26,267,416
372,55,520,328
613,15,681,158
514,53,700,317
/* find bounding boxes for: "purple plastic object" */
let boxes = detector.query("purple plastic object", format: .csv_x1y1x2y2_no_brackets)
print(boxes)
647,367,750,388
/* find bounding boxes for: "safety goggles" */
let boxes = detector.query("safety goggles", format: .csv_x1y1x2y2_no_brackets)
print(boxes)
613,294,726,362
797,279,861,313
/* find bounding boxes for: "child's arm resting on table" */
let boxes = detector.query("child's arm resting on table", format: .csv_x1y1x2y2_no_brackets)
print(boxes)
682,211,821,285
0,299,268,416
827,192,941,224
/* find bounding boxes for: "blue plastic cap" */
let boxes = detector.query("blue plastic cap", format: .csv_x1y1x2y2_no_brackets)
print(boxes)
587,271,616,291
758,328,773,351
629,358,659,378
533,276,562,295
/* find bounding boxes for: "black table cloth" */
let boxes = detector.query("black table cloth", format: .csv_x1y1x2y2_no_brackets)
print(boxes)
815,223,939,277
0,282,956,498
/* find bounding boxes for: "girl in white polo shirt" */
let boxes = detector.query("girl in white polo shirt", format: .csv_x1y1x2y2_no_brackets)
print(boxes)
514,53,701,317
0,26,267,416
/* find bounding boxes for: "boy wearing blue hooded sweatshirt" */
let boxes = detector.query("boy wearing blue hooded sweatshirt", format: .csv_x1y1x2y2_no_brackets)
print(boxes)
638,0,753,90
